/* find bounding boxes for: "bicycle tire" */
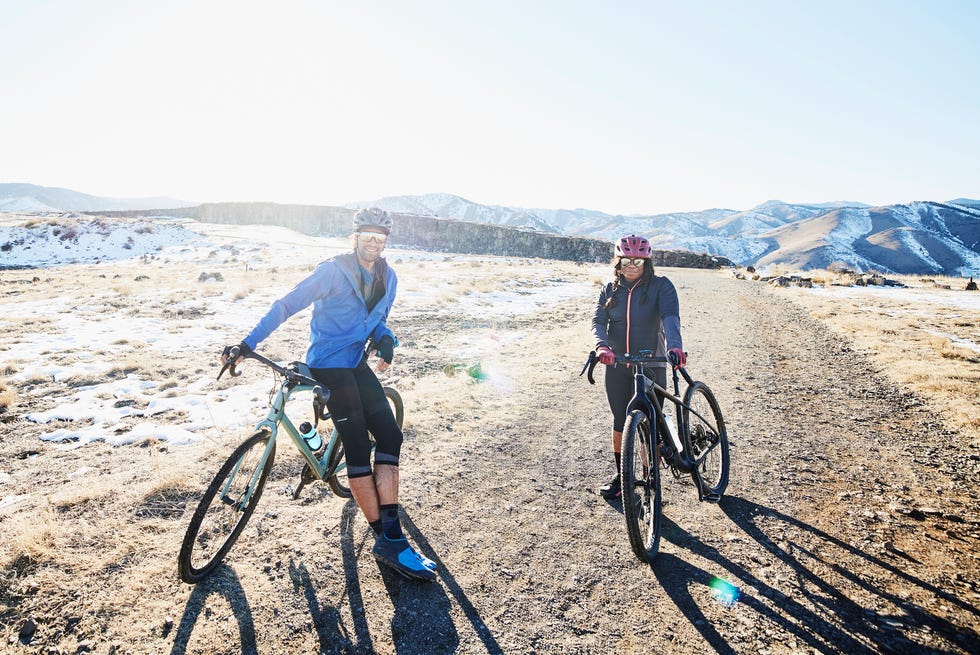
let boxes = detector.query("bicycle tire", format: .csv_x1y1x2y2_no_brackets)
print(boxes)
682,381,729,500
384,386,404,428
327,387,404,498
621,409,663,563
326,440,352,498
178,430,276,583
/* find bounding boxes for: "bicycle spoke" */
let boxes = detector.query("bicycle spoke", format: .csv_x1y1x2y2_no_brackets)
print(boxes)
622,410,663,563
178,431,276,583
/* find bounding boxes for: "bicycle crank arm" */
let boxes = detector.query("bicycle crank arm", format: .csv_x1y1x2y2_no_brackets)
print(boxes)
291,464,318,500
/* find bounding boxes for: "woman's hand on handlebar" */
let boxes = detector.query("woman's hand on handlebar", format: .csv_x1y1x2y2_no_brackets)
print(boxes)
668,348,687,369
596,346,615,365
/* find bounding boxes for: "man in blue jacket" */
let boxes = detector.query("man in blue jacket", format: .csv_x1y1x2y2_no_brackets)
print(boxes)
223,207,436,582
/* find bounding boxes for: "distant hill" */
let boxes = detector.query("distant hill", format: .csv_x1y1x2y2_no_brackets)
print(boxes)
359,194,979,276
359,193,562,233
4,183,978,275
752,202,980,275
0,183,192,212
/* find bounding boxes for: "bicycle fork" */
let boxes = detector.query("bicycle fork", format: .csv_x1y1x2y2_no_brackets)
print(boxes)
222,428,277,510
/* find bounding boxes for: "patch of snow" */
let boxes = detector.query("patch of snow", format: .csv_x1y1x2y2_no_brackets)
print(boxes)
0,494,31,512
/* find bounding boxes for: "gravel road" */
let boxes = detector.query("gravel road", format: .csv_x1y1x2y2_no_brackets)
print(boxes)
3,266,977,654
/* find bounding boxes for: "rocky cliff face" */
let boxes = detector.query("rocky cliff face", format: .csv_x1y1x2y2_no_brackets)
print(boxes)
651,249,733,269
96,202,733,267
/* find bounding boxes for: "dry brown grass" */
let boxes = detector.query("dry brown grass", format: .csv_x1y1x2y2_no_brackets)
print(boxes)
0,378,16,411
766,268,980,438
4,507,58,570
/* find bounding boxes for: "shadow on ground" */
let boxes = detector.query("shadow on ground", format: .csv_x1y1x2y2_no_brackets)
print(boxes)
171,501,504,655
290,503,503,654
650,495,979,654
169,565,258,655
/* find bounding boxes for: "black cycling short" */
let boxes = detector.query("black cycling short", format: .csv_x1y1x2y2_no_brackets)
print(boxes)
604,363,666,432
311,357,402,478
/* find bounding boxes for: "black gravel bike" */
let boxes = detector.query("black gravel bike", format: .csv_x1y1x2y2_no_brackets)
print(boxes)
178,346,403,583
583,350,729,563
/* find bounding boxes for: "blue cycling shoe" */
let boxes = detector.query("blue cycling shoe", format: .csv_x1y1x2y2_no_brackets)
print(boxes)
372,535,437,582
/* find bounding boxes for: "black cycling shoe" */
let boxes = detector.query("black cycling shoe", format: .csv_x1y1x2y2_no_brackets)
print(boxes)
599,475,622,499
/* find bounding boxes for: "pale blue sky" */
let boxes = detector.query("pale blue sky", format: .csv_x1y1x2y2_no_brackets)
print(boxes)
1,0,977,214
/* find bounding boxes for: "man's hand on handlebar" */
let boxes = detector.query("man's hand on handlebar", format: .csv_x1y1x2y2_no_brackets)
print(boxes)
668,348,687,369
221,341,251,364
221,342,251,366
373,335,395,373
596,346,615,365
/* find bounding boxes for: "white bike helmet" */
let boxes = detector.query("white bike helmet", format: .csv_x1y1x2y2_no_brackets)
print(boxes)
353,207,393,235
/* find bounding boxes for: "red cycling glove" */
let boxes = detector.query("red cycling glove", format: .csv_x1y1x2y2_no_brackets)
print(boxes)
668,348,687,369
597,347,615,365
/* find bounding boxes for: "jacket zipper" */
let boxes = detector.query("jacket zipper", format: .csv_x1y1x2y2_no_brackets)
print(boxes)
625,279,641,355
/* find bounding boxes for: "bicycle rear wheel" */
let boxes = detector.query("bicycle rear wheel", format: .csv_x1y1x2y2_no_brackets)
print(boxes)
178,430,276,583
327,387,404,498
683,381,729,501
621,409,663,563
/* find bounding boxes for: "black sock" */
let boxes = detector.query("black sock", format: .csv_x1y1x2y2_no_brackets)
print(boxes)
380,504,403,540
369,519,383,536
614,452,621,476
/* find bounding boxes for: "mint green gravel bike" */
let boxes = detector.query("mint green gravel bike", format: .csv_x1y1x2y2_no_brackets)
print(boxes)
178,346,403,584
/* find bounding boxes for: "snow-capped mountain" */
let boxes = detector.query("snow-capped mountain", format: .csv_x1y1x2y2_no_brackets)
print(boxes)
357,194,979,275
754,202,980,276
0,183,191,212
356,193,561,233
3,183,978,275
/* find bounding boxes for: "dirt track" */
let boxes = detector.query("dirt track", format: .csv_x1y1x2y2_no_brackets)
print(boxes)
2,265,979,654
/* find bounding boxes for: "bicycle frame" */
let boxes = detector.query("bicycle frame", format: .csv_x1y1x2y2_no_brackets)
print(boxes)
217,350,346,506
597,351,724,503
624,364,688,466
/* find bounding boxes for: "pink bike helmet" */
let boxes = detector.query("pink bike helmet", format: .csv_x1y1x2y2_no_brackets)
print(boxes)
615,234,651,258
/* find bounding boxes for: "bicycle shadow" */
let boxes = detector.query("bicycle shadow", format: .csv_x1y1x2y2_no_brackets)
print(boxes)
168,565,258,655
289,500,373,653
652,495,979,654
289,502,503,655
601,494,624,514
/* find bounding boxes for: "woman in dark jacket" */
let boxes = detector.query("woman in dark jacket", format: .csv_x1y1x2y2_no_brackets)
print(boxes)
591,234,687,499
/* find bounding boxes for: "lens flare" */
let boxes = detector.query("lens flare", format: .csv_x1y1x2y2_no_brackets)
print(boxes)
709,577,740,608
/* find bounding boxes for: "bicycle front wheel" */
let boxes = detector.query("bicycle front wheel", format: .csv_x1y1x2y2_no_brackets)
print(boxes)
683,381,729,501
621,409,662,563
178,430,276,583
327,386,404,498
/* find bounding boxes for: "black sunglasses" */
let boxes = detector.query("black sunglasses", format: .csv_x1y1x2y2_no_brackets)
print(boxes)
618,257,646,268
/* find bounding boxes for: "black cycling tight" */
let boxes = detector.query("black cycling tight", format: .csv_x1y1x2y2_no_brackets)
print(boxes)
604,363,666,432
312,358,402,478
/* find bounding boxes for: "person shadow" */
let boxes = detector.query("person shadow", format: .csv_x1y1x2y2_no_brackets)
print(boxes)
168,565,258,655
288,500,505,655
649,494,979,654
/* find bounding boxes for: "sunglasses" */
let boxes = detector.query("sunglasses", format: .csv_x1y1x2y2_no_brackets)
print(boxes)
619,257,646,268
358,232,388,244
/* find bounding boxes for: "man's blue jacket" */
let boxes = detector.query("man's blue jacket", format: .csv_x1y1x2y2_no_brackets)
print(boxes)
242,252,397,368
